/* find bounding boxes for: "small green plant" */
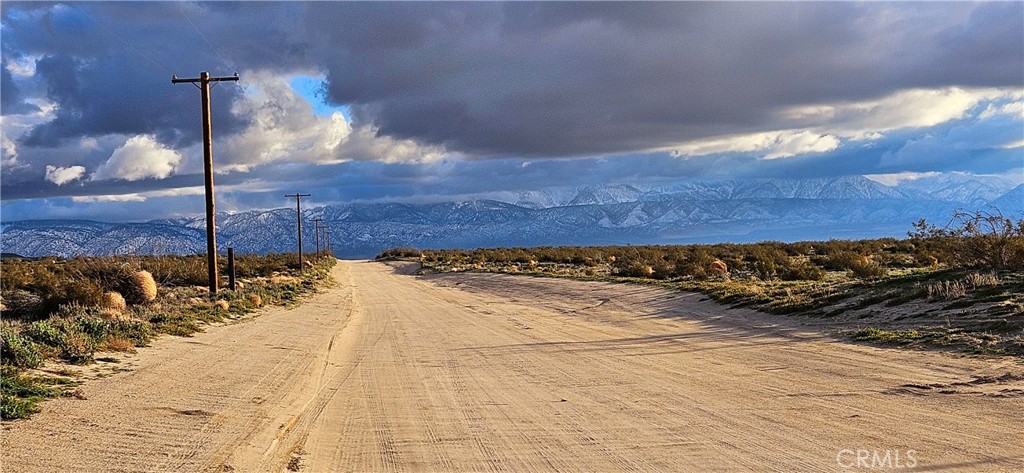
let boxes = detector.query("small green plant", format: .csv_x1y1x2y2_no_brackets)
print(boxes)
0,366,68,420
851,327,923,345
0,324,43,369
1,393,39,420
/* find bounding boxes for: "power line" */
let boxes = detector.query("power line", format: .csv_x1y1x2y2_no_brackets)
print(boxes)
175,1,234,72
86,6,173,75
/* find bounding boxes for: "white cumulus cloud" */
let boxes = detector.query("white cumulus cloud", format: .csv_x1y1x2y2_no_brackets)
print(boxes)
668,87,1020,159
44,165,86,185
670,130,839,159
210,70,354,172
92,135,182,181
176,70,450,175
782,87,1015,140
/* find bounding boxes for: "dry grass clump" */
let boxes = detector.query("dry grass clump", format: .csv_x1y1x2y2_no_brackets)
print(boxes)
101,336,136,352
248,293,263,308
270,275,301,285
926,272,1000,301
709,260,728,276
101,292,127,313
849,257,887,280
214,300,230,312
963,272,999,289
125,271,158,304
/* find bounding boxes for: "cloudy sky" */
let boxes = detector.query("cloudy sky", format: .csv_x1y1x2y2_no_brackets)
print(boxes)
1,2,1022,221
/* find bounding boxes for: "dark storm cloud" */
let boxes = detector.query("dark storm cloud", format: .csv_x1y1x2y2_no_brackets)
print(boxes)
309,2,1024,157
2,1,1022,220
0,2,315,150
0,65,39,115
4,2,1021,159
3,4,252,148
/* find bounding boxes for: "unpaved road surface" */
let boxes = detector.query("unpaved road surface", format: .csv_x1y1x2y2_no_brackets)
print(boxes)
3,261,1023,472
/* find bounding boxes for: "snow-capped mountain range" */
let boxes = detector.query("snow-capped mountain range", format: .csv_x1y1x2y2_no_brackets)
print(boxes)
3,176,1021,258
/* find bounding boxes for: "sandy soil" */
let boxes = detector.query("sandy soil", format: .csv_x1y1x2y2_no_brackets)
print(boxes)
2,261,1022,472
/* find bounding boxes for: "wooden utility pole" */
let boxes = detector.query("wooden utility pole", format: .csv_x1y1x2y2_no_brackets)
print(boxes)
325,227,332,257
172,71,239,295
285,193,311,270
312,217,323,258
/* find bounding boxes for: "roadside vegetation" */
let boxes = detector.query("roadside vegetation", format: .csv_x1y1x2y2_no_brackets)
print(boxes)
0,253,335,419
379,209,1024,356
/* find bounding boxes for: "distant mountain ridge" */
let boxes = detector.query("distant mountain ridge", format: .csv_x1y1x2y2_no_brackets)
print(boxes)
3,176,1020,259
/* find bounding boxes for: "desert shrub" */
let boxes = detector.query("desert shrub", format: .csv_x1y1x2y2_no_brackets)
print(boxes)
101,291,127,313
23,318,97,364
0,325,42,369
780,259,826,281
913,252,939,268
39,278,105,315
77,258,137,290
108,318,152,347
140,256,208,287
76,316,110,341
124,271,158,304
233,253,302,277
670,250,718,280
814,250,863,271
0,258,38,292
0,290,42,319
248,293,263,308
22,320,63,349
851,327,922,344
614,262,655,278
849,258,887,280
0,366,68,420
0,393,40,420
910,209,1024,270
746,246,789,280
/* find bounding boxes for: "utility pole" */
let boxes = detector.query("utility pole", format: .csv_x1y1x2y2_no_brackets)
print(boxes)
312,217,323,258
172,71,239,295
325,227,332,257
285,193,311,270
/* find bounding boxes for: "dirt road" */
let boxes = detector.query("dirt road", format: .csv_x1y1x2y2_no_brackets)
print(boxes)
3,261,1023,472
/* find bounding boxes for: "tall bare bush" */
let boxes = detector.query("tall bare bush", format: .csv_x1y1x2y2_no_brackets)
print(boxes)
910,209,1024,271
